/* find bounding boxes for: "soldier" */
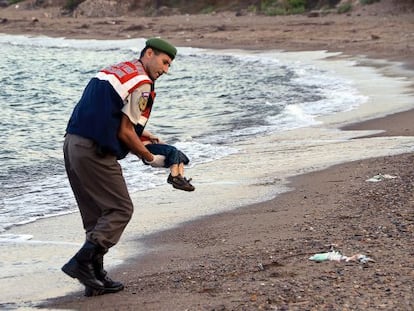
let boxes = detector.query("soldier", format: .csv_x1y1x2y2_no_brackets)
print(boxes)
62,38,179,296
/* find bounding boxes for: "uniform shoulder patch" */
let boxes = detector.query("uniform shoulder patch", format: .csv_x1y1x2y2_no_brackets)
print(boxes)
138,92,150,111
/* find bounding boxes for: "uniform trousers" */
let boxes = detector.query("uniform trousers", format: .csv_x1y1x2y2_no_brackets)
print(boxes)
63,134,133,250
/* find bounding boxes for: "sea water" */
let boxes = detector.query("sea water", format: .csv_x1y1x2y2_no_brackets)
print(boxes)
0,34,413,308
0,35,368,234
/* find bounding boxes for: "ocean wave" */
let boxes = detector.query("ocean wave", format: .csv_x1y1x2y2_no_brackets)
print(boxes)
0,35,368,232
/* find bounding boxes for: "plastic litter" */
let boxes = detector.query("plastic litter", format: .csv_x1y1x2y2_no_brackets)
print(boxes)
309,251,344,262
309,250,374,264
366,173,397,182
346,254,375,264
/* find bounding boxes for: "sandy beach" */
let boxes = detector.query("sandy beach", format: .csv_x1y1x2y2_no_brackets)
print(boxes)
1,0,413,310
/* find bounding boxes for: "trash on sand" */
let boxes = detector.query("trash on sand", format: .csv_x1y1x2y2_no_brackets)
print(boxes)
366,173,398,182
309,250,374,264
346,254,375,264
309,251,344,262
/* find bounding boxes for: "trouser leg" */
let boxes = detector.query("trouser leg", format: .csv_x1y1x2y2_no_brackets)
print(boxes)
63,134,133,249
63,134,133,291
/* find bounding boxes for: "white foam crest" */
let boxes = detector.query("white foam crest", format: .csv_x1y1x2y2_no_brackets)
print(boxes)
0,33,145,51
207,124,274,141
205,48,368,123
0,33,204,56
291,62,368,115
266,104,319,131
0,234,78,245
205,49,284,66
174,141,239,164
0,234,33,243
0,209,77,233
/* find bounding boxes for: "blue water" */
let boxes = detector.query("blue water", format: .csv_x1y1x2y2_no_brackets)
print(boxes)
0,35,366,233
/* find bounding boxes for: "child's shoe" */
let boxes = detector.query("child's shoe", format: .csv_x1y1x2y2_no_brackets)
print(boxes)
167,174,195,191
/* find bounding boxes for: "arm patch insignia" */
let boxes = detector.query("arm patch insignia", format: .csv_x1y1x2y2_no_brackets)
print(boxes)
138,92,150,111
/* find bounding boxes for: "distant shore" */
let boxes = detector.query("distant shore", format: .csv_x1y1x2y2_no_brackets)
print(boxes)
1,4,413,69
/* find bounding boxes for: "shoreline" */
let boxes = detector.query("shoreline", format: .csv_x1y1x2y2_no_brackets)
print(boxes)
42,53,414,309
1,4,413,310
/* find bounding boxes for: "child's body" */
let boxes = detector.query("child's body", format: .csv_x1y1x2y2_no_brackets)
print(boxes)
141,133,194,192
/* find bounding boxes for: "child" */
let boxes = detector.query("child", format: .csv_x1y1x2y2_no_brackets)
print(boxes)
141,132,195,192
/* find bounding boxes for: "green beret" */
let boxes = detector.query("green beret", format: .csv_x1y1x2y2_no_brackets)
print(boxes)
145,37,177,60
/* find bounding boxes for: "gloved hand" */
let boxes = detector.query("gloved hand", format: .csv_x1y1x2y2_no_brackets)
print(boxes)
143,154,166,167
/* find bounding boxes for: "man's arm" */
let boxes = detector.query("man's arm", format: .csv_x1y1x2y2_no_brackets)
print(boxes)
118,114,154,162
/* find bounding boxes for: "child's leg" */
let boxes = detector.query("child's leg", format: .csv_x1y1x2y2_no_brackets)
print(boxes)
170,163,180,176
145,144,194,191
145,144,189,174
178,163,184,176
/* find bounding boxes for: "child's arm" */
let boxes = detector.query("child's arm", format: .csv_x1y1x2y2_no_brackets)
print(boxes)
141,130,165,144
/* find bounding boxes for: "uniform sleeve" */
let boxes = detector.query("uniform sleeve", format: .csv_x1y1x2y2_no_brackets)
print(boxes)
122,84,152,125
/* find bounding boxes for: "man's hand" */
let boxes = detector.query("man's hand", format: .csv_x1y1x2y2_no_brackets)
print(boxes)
143,154,166,167
149,135,166,144
149,135,160,143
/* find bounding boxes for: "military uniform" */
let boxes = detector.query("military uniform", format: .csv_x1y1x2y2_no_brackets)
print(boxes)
62,38,177,294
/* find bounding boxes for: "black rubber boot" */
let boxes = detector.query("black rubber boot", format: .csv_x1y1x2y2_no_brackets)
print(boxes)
61,241,105,290
84,251,124,297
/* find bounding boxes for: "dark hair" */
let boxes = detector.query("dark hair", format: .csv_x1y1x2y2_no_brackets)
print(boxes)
140,46,162,58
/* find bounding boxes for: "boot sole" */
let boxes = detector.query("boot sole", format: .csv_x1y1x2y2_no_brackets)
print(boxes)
62,260,105,290
172,184,195,191
85,284,125,297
